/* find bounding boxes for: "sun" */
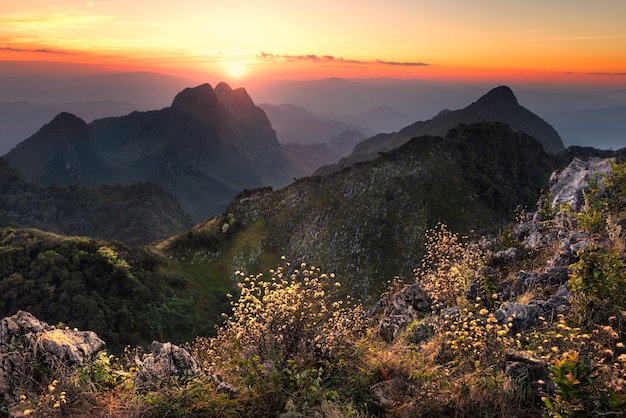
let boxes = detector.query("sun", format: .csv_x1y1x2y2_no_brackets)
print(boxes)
227,63,245,78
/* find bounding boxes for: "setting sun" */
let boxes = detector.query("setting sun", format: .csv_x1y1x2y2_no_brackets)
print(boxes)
227,63,245,78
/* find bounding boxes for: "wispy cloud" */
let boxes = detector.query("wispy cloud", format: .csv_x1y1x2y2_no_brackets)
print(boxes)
522,34,626,42
1,46,70,54
257,52,429,67
588,72,626,76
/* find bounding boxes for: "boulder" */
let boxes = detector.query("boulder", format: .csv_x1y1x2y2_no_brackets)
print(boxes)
135,341,201,386
504,350,556,398
495,302,543,334
0,310,105,406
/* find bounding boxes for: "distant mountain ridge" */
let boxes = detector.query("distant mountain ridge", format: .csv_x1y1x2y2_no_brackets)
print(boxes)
316,86,565,175
0,158,193,245
4,83,304,222
259,103,375,148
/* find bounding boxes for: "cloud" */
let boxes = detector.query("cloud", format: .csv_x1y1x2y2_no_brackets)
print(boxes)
257,52,428,67
375,59,429,67
1,46,70,55
588,72,626,76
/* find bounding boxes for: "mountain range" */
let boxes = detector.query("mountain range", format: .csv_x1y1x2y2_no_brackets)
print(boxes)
3,83,303,222
316,86,566,175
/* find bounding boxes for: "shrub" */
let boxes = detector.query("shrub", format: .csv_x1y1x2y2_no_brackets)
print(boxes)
418,223,487,311
569,245,626,327
195,261,368,415
544,351,626,417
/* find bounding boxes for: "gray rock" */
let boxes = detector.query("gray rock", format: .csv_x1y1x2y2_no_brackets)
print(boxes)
0,311,105,406
493,247,517,261
549,157,613,212
37,329,105,365
216,380,240,398
135,341,201,386
495,302,542,334
373,283,431,342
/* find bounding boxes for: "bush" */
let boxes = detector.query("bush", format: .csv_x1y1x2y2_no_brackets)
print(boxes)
195,261,368,416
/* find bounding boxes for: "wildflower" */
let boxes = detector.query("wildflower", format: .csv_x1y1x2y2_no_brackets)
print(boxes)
479,308,489,316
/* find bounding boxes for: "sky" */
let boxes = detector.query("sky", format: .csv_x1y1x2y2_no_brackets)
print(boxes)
2,0,626,88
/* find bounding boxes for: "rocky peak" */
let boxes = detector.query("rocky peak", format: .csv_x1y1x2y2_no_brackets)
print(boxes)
214,82,277,145
215,82,256,114
36,112,90,144
475,85,519,108
170,83,223,124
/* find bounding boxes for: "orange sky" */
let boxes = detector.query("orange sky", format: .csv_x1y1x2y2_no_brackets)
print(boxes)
2,1,626,87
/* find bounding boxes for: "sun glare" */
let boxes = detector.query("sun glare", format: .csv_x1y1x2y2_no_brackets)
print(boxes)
227,63,245,78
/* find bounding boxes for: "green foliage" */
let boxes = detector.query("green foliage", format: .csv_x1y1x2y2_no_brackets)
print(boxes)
0,228,202,351
544,351,626,417
538,192,557,221
575,160,626,234
569,245,626,326
0,158,193,245
498,224,522,251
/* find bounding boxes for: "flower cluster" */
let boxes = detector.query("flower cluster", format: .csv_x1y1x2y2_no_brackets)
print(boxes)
435,298,514,368
197,261,367,373
417,223,487,311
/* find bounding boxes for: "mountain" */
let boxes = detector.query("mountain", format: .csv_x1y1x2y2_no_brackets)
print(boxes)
316,86,565,175
259,103,375,146
0,100,138,155
163,122,559,300
328,105,415,134
327,129,367,157
3,83,304,222
281,142,341,175
0,158,193,245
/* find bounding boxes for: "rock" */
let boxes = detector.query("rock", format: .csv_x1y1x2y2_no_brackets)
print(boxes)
37,329,105,365
135,341,201,386
495,302,542,334
504,350,556,397
549,157,613,212
216,380,240,398
493,247,517,262
0,310,54,341
378,315,412,343
0,311,105,406
370,377,405,407
373,283,431,342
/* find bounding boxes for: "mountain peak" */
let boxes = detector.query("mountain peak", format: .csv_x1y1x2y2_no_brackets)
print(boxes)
170,83,221,122
35,112,90,143
214,82,233,96
215,83,255,110
476,85,519,107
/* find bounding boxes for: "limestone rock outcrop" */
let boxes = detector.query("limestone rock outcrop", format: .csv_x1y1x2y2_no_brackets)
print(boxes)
0,310,105,405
